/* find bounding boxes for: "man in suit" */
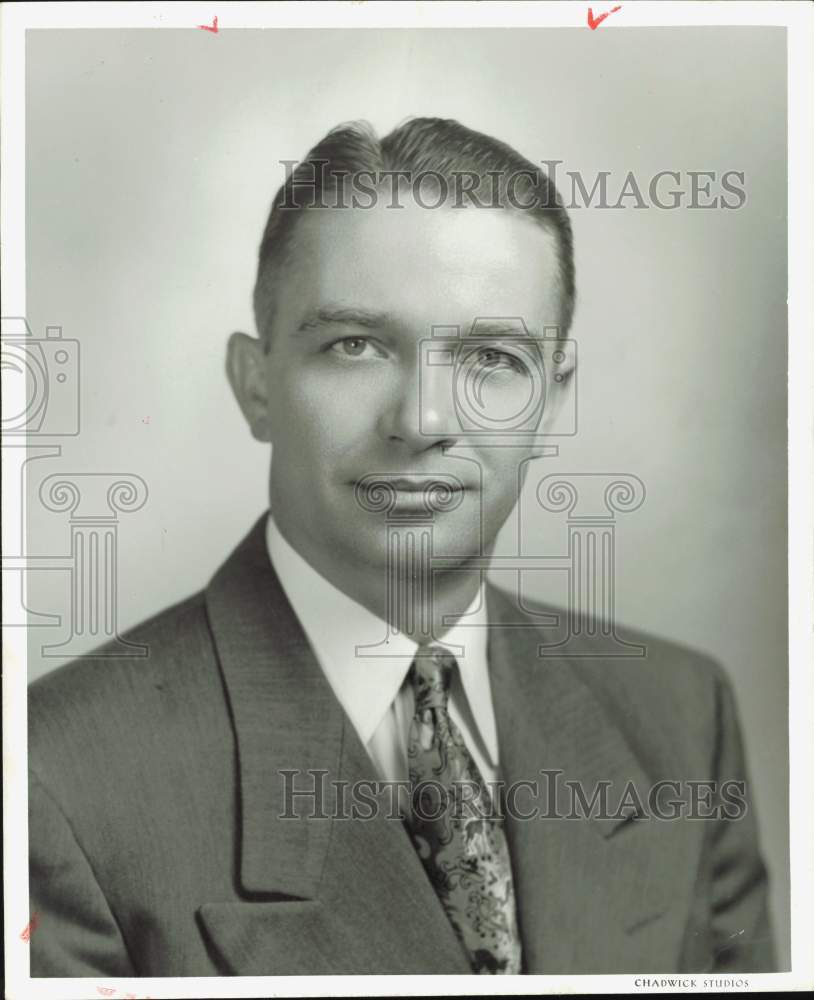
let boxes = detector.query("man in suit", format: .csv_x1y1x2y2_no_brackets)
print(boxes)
29,118,775,977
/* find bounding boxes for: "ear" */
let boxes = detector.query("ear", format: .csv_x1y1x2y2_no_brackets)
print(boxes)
226,331,272,442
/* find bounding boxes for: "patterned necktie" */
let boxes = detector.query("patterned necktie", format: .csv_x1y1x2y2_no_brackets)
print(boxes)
405,645,523,974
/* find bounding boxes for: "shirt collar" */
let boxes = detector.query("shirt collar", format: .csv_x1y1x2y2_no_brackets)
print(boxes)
264,513,497,764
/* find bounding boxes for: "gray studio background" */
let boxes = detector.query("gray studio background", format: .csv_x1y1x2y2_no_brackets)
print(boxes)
24,28,788,963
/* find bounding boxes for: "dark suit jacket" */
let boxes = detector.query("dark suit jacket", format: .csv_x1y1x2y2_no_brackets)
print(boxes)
29,514,776,976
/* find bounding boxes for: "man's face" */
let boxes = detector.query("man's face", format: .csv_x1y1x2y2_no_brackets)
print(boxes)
232,194,566,574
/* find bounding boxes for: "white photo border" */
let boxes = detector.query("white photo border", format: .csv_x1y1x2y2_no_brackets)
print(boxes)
2,2,812,996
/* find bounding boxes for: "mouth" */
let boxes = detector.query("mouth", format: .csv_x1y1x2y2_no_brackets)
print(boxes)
352,475,472,511
387,477,463,493
360,475,471,493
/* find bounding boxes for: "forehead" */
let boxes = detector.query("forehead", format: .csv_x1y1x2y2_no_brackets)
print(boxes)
276,198,563,333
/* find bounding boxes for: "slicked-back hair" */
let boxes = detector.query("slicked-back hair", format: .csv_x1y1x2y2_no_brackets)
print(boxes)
253,118,576,344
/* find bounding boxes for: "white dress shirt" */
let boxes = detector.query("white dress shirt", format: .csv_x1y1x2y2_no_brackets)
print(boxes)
265,514,500,789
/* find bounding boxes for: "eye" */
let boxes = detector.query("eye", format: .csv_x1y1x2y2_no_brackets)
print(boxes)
328,336,386,360
475,347,529,377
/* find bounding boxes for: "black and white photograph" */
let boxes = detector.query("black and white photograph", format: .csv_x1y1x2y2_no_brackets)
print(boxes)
3,2,812,996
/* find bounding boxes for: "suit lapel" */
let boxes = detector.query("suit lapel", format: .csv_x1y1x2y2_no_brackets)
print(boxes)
487,586,696,973
199,515,469,974
197,517,696,974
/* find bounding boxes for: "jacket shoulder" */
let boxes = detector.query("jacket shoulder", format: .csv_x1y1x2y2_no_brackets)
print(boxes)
487,582,737,774
28,591,222,778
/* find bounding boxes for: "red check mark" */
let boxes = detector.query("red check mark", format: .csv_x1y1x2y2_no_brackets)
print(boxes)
20,912,40,941
198,15,218,33
587,5,621,30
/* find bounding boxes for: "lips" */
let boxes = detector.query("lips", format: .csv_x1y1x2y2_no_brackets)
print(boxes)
352,474,471,514
387,477,463,493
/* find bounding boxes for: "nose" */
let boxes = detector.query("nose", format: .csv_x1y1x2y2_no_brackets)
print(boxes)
377,361,460,453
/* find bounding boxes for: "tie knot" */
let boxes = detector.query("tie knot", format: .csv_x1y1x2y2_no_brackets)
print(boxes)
410,646,456,712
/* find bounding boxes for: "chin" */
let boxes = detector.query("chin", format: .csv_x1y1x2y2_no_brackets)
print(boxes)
347,507,487,568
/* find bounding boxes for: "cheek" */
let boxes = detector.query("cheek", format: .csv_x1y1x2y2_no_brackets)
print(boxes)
267,366,384,458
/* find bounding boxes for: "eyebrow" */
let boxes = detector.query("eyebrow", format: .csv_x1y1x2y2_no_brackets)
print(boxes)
296,306,390,334
295,308,546,340
465,320,543,339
